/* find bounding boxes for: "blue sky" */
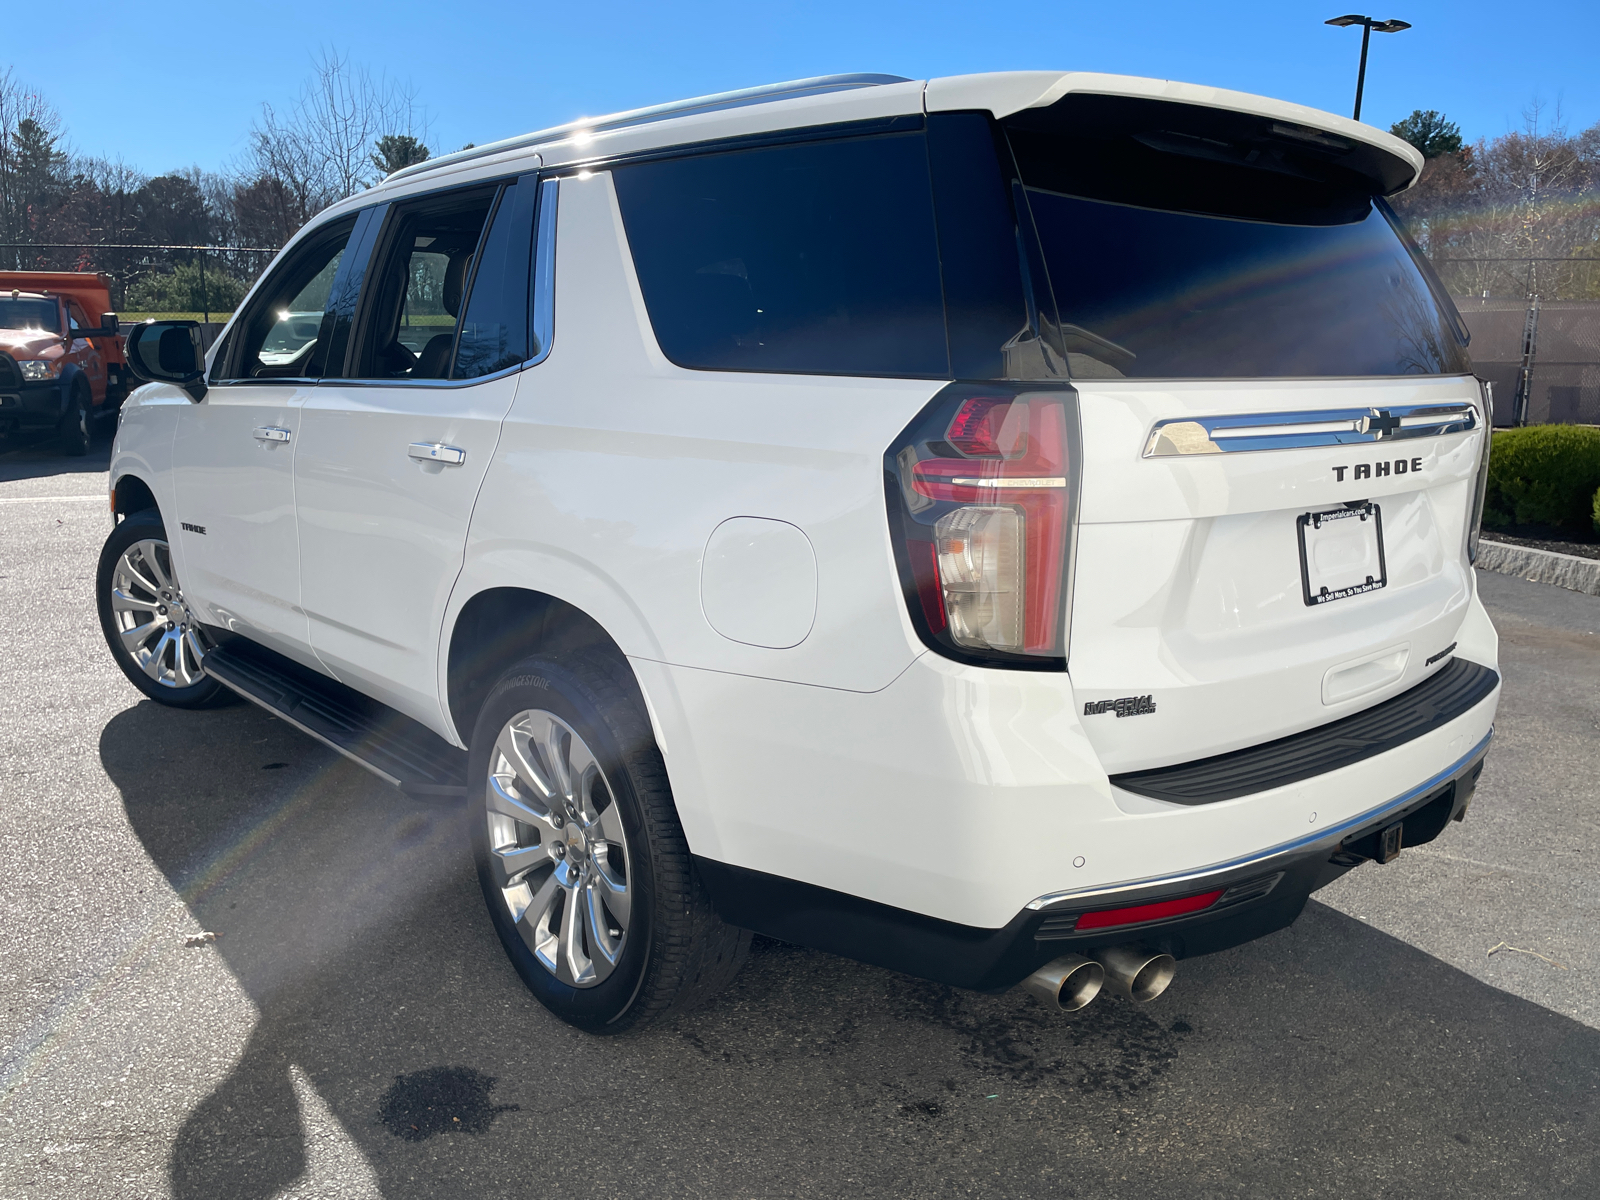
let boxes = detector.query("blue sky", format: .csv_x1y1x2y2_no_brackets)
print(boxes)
26,0,1600,176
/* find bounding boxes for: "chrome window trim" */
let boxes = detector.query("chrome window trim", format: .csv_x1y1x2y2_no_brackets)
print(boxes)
1025,727,1493,911
1144,401,1478,457
529,176,558,367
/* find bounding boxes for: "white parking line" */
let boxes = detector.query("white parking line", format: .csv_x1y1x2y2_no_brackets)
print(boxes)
0,494,106,504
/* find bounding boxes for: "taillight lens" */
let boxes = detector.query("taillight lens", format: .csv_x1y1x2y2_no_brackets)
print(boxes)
885,382,1080,668
1466,381,1493,564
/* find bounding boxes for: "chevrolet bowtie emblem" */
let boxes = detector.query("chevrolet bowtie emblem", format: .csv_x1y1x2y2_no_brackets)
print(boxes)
1358,410,1404,438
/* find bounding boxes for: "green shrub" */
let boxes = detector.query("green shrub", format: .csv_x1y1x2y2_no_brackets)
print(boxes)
1483,425,1600,531
1593,483,1600,535
125,260,249,316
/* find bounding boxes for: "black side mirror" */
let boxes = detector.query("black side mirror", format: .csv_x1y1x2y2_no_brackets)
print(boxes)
100,312,119,334
125,320,207,401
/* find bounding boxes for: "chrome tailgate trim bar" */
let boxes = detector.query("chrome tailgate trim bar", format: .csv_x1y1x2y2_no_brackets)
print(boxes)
1144,401,1477,457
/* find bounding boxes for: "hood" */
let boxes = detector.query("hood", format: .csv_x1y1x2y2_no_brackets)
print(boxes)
0,329,61,357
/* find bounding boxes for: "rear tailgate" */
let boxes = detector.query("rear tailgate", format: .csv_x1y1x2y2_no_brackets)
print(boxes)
1068,374,1484,774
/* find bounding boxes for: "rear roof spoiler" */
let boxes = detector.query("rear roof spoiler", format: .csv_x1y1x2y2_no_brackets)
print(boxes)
927,71,1424,193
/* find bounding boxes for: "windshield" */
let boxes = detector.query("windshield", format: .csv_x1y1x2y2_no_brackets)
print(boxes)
0,297,60,334
1004,98,1471,380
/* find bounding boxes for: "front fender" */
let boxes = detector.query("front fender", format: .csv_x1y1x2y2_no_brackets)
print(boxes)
57,362,86,412
109,384,187,550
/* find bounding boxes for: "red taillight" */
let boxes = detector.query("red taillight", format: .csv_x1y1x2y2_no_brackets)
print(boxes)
1073,889,1225,932
944,396,1012,457
885,385,1079,666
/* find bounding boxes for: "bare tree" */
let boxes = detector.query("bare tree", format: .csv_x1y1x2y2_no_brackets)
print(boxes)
0,66,66,264
1391,98,1600,301
238,48,430,247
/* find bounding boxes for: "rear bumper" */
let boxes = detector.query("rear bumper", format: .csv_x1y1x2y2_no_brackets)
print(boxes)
697,729,1490,991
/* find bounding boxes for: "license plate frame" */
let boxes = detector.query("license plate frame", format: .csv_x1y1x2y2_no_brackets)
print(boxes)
1297,502,1387,606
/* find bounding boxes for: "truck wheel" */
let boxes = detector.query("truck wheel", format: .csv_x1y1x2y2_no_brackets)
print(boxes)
57,379,91,456
468,652,750,1033
96,510,232,708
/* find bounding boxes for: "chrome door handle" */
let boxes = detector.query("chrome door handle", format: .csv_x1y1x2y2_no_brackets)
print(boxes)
408,442,466,465
253,426,291,443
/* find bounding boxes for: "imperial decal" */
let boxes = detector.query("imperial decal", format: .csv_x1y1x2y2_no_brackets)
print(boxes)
1083,695,1157,718
1333,458,1423,482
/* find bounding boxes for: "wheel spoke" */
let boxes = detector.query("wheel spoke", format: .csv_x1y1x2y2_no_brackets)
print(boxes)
491,841,555,888
137,543,174,591
120,557,162,599
174,630,206,687
583,885,621,974
110,587,161,615
558,876,591,985
514,871,562,958
120,617,164,654
569,742,600,820
598,799,626,845
151,628,181,679
496,725,557,804
532,717,575,804
486,773,561,840
591,854,630,927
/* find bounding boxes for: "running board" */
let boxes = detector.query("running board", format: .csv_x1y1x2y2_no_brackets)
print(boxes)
202,638,468,797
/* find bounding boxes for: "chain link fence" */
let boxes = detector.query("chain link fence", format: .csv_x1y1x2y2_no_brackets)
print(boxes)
0,243,279,322
1454,294,1600,426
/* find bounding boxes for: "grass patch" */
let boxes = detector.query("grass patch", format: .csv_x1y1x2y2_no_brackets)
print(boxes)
120,312,235,324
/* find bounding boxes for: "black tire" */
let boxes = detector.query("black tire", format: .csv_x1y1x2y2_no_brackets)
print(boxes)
96,510,233,709
58,379,91,456
468,652,750,1033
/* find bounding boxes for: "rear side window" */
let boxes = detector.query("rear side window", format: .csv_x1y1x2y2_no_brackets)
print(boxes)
453,180,534,379
613,132,948,378
354,188,498,380
1004,95,1471,379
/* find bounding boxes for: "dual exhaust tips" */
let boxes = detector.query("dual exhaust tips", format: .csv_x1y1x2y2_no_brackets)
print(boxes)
1021,946,1177,1011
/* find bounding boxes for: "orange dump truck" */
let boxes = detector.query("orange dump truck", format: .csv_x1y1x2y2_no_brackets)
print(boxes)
0,271,126,454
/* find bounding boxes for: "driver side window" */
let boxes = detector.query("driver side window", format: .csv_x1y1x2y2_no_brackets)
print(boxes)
221,219,355,381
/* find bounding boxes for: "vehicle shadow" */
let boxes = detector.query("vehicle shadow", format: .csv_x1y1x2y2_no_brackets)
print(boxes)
104,699,1600,1200
0,424,112,483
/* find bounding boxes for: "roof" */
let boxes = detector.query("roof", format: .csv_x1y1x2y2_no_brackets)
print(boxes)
360,69,1423,205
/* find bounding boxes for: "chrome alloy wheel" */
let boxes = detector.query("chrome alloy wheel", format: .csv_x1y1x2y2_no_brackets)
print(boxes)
108,538,207,688
486,710,633,988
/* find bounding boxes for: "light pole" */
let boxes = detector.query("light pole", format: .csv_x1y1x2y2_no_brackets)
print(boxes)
1325,14,1411,122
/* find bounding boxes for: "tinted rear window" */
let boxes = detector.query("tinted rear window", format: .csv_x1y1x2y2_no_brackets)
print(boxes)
1005,98,1471,380
1025,193,1470,379
613,132,948,377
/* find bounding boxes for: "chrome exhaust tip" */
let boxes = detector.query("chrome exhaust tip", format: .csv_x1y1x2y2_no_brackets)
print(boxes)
1020,953,1105,1012
1092,945,1177,1004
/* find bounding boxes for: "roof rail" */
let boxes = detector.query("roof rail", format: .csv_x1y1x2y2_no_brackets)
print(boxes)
385,73,913,184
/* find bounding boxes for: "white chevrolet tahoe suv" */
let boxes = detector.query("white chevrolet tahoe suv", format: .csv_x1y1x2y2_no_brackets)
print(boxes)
101,71,1500,1031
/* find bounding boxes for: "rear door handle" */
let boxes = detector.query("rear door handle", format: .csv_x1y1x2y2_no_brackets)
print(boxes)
253,426,291,443
408,442,466,465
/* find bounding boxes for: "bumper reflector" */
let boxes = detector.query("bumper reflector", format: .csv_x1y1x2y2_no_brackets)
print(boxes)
1074,888,1225,932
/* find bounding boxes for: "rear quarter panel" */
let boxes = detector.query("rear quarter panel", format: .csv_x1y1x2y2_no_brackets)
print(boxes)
446,171,936,735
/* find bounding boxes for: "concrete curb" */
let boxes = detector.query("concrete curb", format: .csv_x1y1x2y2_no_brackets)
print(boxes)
1477,539,1600,597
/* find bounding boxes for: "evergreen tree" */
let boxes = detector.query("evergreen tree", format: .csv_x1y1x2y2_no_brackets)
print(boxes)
372,133,429,178
1390,110,1465,159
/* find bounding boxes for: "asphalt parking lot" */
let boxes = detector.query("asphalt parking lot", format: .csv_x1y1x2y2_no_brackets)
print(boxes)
1,428,1596,1199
